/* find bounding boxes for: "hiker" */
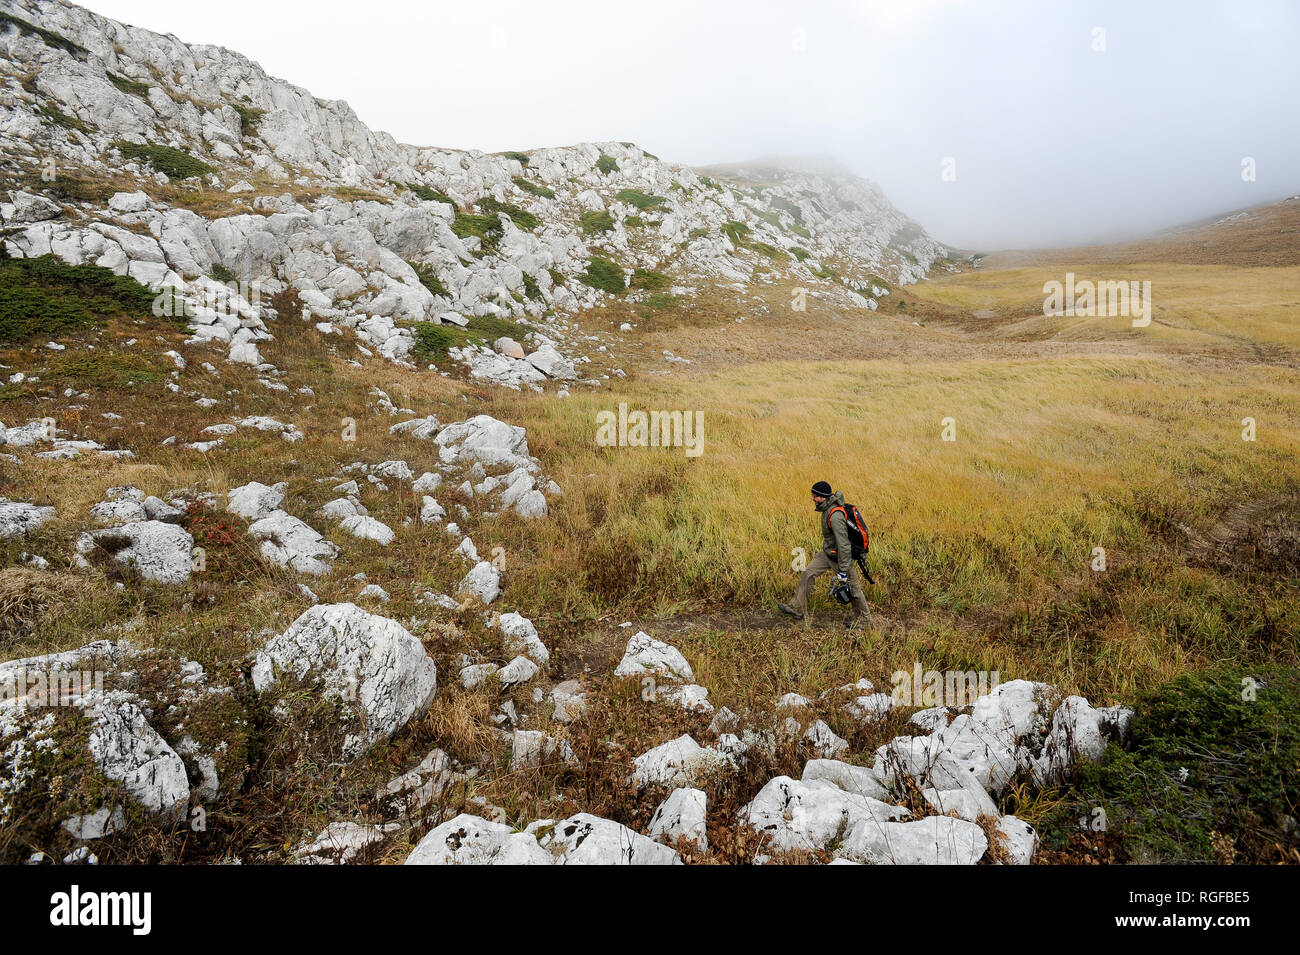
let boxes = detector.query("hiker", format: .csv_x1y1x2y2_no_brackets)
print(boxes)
779,481,872,629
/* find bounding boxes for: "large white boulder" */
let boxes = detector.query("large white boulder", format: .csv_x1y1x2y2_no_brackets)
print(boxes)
0,499,56,538
539,813,682,865
84,692,190,817
405,813,552,865
495,612,549,666
339,515,395,546
251,603,437,759
248,510,338,575
227,481,287,520
457,561,501,604
837,814,988,865
741,776,908,856
91,521,194,584
647,787,708,853
631,734,731,789
801,759,891,801
434,415,532,469
614,632,694,682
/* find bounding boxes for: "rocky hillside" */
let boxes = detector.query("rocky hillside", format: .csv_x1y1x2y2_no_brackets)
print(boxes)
0,1,1148,868
1,0,948,389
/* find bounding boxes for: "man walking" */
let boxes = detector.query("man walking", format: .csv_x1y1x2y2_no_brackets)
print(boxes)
779,481,872,629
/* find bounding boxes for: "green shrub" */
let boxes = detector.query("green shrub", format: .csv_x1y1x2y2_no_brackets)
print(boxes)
503,151,530,165
107,72,150,98
581,256,625,294
451,212,504,255
0,253,156,342
615,188,666,210
1037,667,1300,864
477,196,539,231
521,271,541,300
210,263,235,283
596,153,618,176
631,267,669,290
791,247,810,262
37,105,91,134
0,12,86,55
405,183,455,206
412,322,461,361
231,103,264,136
579,210,615,235
513,176,555,199
548,268,566,288
722,220,750,246
114,141,212,180
408,261,448,298
750,241,788,261
413,314,530,361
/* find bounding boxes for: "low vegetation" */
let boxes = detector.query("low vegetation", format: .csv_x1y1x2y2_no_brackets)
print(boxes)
107,72,150,98
113,140,213,180
579,209,615,236
580,255,625,293
615,188,666,210
512,176,555,199
0,252,156,342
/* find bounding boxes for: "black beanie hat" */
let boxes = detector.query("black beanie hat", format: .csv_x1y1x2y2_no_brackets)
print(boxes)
811,481,832,496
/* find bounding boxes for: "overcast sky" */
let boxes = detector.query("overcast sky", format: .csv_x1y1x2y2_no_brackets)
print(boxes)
87,0,1300,249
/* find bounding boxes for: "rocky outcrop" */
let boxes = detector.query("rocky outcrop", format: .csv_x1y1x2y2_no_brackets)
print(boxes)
250,603,437,759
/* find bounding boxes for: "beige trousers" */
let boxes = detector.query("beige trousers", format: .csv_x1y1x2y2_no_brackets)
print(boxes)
790,550,871,617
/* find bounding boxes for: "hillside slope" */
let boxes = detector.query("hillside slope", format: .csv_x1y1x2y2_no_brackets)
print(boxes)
1,0,949,388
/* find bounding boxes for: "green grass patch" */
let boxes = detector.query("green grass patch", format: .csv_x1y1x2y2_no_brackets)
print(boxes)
615,188,666,210
631,267,670,291
37,105,92,134
502,151,530,165
581,256,625,294
408,261,448,298
579,210,615,236
451,213,504,256
114,141,212,180
404,182,456,206
513,176,555,199
642,293,682,310
548,268,566,288
413,314,529,361
722,220,750,246
0,12,86,55
231,102,264,136
477,196,540,231
47,352,163,388
791,247,810,262
521,271,542,301
624,215,644,229
107,72,150,98
0,253,156,342
596,153,618,176
750,241,789,261
210,263,235,284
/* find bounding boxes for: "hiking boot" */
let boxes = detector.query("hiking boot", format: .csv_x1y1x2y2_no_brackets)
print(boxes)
777,602,803,620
